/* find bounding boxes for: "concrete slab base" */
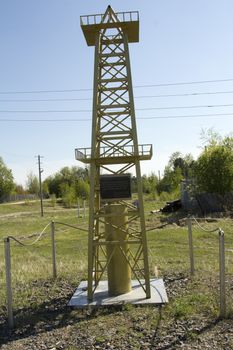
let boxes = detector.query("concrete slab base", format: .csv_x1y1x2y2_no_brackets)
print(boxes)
68,279,168,307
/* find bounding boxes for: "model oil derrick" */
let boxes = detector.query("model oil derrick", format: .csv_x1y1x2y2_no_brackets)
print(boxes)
76,6,153,301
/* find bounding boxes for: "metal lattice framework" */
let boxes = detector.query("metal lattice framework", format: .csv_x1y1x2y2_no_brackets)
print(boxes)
76,6,153,301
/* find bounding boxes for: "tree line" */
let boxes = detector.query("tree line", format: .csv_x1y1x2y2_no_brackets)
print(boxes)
0,131,232,205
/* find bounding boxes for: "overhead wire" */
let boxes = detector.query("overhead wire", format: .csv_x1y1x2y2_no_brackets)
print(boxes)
0,90,233,102
1,78,233,94
1,102,233,113
2,90,233,102
0,112,233,122
134,78,233,88
139,113,233,119
1,79,233,122
136,90,233,99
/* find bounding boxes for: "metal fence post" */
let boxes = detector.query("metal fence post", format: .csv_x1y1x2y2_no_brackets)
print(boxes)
187,217,195,276
51,221,57,279
4,237,14,328
219,229,226,318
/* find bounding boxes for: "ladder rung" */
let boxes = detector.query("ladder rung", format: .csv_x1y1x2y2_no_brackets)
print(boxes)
100,86,128,92
99,103,129,110
102,39,124,44
99,78,127,83
101,62,126,68
101,53,125,58
101,111,130,116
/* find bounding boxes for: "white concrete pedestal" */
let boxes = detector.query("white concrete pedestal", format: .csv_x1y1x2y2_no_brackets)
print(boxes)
68,278,168,307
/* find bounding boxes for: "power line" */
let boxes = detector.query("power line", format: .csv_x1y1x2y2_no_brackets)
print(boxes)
0,112,232,122
138,103,233,111
0,88,91,95
0,118,89,122
1,78,233,94
2,90,233,102
0,109,92,113
0,119,88,122
139,113,233,119
2,103,233,113
0,97,91,102
135,90,233,99
134,79,233,88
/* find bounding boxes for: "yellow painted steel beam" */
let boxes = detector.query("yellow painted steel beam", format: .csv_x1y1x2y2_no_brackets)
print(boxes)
77,6,152,301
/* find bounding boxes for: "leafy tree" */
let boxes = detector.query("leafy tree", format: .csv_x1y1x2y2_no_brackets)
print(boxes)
194,134,233,194
142,175,151,194
43,173,62,198
49,193,57,207
42,181,49,197
76,179,90,199
142,173,158,198
44,166,89,198
157,166,183,195
26,172,39,194
168,152,194,178
200,127,222,147
61,184,77,208
14,184,25,195
157,152,194,196
0,157,14,200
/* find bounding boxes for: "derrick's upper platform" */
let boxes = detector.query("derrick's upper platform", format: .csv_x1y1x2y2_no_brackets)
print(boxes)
80,6,139,46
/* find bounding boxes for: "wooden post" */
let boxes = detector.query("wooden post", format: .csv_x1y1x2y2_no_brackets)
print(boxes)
83,200,86,218
4,237,14,328
77,199,80,218
37,155,44,217
187,218,195,276
219,229,226,318
51,221,57,279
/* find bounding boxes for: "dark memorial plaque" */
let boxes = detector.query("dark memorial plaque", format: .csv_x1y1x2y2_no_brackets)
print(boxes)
100,174,131,201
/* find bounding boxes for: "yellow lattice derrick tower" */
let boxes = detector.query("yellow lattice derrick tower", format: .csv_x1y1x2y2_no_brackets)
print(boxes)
76,6,153,301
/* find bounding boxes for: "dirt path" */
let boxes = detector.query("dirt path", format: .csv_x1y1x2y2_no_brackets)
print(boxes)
0,208,80,219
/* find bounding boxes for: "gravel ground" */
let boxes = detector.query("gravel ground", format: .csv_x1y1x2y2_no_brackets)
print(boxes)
0,275,233,350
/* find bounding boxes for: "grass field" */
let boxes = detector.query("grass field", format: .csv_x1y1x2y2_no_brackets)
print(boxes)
0,198,233,329
0,200,88,310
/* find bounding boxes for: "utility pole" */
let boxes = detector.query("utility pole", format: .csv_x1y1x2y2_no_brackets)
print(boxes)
37,155,44,217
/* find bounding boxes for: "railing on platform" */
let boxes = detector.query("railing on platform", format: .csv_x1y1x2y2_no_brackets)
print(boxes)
75,144,152,161
80,11,139,26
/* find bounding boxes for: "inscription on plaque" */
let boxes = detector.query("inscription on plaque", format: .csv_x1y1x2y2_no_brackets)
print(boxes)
100,174,131,200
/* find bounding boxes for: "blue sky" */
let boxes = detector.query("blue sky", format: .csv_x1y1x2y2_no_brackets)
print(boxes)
1,0,233,185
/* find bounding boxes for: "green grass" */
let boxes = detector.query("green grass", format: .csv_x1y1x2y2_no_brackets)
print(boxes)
0,198,233,322
0,200,88,311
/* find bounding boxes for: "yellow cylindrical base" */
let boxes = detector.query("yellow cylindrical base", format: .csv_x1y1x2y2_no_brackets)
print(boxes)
105,203,131,296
